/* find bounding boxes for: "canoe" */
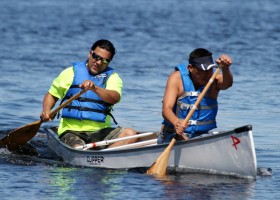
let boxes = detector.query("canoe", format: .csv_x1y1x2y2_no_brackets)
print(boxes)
44,124,257,179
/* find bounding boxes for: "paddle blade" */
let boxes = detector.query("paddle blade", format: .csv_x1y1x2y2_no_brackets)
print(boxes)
0,120,42,151
147,138,176,176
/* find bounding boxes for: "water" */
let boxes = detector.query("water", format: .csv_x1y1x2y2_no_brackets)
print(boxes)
0,0,279,199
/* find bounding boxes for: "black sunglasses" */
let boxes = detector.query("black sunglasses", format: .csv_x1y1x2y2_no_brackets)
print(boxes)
91,51,110,64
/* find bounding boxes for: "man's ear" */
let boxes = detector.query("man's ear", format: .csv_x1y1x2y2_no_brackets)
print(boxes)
187,64,194,71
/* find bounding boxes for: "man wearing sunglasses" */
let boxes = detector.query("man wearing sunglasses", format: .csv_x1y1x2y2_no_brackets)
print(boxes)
158,48,233,143
40,39,137,149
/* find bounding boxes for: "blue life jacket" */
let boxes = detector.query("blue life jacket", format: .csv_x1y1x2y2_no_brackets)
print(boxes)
162,63,218,137
61,61,116,123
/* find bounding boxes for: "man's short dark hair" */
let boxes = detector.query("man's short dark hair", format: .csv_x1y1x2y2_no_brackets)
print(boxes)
189,48,212,60
91,39,116,60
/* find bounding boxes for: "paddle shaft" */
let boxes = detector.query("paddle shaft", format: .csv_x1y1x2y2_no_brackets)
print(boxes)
182,66,221,126
49,89,87,117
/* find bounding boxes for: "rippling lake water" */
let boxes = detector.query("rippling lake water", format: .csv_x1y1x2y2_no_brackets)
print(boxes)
0,0,279,199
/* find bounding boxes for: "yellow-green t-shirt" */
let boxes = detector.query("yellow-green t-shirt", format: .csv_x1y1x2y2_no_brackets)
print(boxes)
48,66,123,135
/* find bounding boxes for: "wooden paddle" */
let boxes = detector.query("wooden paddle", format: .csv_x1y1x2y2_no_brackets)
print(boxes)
147,65,222,176
0,89,87,151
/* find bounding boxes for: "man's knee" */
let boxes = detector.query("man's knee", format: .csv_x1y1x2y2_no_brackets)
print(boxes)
122,128,137,136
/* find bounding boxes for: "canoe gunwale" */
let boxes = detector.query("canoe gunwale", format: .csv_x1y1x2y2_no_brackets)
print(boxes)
44,124,253,154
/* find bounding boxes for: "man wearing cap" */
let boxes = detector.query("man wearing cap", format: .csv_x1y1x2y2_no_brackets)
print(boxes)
158,48,233,143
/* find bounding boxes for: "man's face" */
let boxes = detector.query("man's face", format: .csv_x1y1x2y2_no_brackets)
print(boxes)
189,65,213,86
87,46,112,75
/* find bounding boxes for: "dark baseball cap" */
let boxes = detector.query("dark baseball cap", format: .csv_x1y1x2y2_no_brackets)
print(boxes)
189,56,217,70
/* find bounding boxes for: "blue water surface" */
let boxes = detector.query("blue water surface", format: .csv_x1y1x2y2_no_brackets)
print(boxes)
0,0,279,199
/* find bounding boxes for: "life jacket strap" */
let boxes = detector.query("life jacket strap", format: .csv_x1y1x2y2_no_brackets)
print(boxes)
179,91,200,100
65,105,109,113
64,96,112,106
187,119,216,125
177,102,218,111
64,105,118,125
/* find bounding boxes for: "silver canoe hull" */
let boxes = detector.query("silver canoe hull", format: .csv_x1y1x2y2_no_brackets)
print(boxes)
44,125,257,179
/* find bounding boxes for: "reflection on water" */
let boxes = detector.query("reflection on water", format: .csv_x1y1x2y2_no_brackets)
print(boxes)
35,168,257,200
153,173,256,199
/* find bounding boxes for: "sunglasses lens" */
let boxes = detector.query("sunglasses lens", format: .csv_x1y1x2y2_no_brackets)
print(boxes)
102,59,109,64
92,52,100,61
91,52,110,64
